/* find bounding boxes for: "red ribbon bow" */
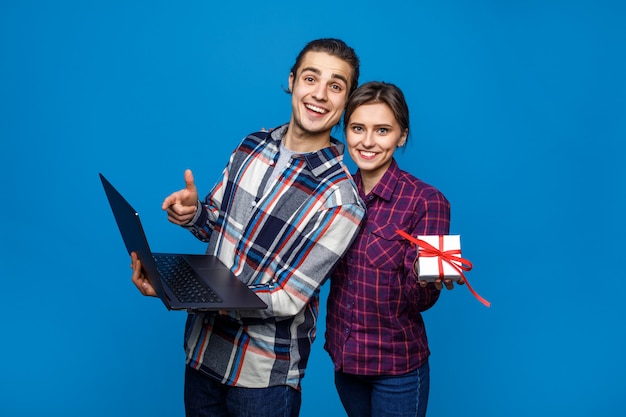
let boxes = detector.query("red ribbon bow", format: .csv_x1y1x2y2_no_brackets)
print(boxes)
396,230,490,307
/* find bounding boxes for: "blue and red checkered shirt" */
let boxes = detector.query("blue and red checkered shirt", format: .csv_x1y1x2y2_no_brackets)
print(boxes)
325,159,450,375
182,125,365,389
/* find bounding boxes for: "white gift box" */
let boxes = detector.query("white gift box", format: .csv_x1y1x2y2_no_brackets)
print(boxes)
399,230,489,306
414,235,464,282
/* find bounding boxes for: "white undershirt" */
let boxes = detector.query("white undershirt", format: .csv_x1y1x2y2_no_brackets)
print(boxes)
264,141,297,194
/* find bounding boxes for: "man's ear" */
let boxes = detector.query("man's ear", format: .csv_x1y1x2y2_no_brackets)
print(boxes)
287,72,294,93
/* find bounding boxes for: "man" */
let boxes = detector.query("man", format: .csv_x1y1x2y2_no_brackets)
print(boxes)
130,38,365,417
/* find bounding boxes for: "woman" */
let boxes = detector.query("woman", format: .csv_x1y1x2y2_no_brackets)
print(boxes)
325,81,457,417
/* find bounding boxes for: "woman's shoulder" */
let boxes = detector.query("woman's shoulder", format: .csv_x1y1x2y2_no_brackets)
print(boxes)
396,167,448,202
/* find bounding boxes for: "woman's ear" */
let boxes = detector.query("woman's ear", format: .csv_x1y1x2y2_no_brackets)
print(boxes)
398,128,408,147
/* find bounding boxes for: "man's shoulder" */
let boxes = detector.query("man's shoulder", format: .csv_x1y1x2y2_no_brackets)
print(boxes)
241,129,272,145
321,164,363,208
235,124,286,149
231,126,284,158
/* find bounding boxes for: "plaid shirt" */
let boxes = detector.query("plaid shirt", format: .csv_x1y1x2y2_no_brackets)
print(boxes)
182,124,365,389
324,159,450,375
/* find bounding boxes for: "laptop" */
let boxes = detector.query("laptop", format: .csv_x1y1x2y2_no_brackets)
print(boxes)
100,173,267,312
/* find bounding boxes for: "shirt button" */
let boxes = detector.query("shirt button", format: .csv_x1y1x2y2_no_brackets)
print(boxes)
344,327,349,334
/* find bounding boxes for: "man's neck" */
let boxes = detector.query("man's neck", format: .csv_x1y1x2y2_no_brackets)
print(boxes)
282,121,332,153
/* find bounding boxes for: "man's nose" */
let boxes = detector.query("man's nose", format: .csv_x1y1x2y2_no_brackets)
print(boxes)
312,84,328,101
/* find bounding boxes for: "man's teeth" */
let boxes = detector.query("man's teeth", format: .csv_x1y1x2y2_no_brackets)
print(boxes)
306,104,327,114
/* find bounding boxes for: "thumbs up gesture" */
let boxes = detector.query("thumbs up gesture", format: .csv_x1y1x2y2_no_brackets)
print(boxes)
162,169,199,225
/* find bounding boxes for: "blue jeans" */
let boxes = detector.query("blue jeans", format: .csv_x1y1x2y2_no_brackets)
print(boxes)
334,361,430,417
184,366,302,417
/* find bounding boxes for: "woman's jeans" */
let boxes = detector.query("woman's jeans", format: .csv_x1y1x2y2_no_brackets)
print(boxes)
184,366,301,417
335,361,430,417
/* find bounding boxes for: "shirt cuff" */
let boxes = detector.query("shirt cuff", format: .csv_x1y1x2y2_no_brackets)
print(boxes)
182,200,203,227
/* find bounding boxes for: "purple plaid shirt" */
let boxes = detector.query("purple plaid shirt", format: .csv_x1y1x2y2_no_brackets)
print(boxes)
324,159,450,375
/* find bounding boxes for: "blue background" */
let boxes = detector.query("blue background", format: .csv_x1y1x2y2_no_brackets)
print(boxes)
2,1,625,416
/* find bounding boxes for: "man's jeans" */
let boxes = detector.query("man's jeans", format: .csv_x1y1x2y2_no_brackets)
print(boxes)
335,361,430,417
184,366,301,417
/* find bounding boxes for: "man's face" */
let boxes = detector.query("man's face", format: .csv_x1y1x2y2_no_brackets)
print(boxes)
288,51,353,139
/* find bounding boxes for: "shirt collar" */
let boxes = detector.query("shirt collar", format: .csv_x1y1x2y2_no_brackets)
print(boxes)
355,158,400,202
269,124,345,178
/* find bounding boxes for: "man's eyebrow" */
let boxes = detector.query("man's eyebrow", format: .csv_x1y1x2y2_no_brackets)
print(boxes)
331,73,349,86
300,66,321,75
300,66,349,86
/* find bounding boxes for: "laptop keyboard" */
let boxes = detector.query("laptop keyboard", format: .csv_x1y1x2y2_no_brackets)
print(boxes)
153,255,223,304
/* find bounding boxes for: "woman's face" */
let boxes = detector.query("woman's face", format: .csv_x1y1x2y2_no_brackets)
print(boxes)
345,102,407,181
